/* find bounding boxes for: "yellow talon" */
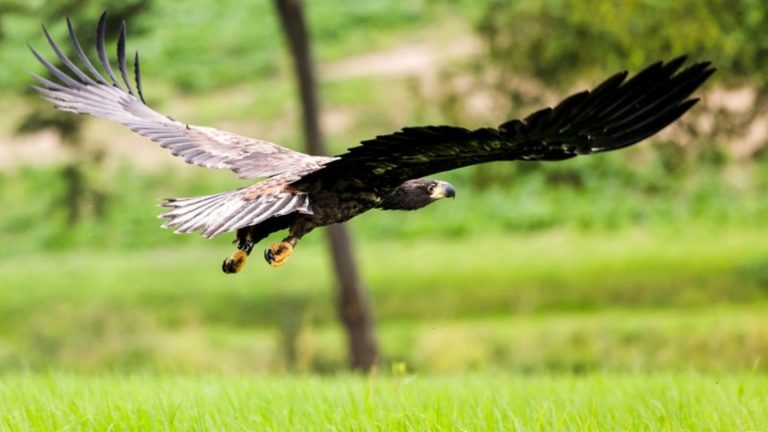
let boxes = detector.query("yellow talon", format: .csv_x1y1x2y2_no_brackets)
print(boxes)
222,250,248,274
265,242,294,267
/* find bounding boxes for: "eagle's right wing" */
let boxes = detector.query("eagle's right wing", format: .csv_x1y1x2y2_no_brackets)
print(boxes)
31,13,329,179
298,57,714,189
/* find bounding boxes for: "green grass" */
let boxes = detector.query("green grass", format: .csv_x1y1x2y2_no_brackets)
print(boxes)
0,373,766,431
0,227,767,373
1,226,767,325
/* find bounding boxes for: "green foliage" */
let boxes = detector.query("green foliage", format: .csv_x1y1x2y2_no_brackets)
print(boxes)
476,0,768,85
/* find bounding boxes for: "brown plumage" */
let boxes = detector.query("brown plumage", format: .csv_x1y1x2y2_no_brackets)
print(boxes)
31,13,715,273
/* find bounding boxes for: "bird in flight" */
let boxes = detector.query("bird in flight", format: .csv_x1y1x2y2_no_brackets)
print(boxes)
31,13,715,274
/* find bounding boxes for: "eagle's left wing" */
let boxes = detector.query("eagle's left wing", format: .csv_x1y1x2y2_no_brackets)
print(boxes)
30,13,328,179
298,57,714,189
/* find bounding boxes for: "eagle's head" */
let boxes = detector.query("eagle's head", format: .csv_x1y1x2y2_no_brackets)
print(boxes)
379,179,456,211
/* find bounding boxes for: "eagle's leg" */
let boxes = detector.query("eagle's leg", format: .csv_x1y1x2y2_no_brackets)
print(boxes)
264,237,296,268
222,230,256,274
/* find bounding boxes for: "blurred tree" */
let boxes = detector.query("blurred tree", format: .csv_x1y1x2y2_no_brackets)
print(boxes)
15,1,151,226
474,0,767,83
274,0,379,371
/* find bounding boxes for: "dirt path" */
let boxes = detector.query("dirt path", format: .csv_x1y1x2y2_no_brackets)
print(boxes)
321,35,480,80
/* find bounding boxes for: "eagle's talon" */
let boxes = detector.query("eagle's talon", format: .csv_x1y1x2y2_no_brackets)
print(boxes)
265,242,293,267
222,250,248,274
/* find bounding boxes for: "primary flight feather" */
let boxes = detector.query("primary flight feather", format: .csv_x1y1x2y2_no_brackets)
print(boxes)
31,13,715,273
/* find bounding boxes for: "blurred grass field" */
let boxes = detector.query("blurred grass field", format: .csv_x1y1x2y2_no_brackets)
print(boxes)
0,227,766,373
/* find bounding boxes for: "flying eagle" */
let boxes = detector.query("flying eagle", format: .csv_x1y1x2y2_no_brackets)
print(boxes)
31,14,715,273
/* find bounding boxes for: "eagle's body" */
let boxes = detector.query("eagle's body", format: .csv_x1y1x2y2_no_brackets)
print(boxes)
31,14,715,273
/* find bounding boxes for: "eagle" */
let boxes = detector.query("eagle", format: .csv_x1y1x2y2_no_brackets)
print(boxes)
31,14,715,274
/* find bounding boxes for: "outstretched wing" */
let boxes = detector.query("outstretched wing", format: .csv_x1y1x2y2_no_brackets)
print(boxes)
298,57,714,189
30,13,327,179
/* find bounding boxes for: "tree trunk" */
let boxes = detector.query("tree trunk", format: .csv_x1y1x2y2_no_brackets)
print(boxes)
273,0,379,371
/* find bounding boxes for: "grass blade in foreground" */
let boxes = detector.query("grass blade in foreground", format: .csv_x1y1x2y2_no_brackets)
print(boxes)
0,373,766,431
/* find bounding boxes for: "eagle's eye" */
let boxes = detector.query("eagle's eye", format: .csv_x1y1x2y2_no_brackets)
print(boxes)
427,183,436,193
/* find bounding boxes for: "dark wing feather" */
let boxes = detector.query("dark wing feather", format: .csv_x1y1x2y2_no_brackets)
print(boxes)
31,13,329,179
95,12,121,87
298,57,714,189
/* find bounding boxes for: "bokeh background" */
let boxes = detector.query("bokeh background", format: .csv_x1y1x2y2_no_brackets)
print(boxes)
0,0,767,375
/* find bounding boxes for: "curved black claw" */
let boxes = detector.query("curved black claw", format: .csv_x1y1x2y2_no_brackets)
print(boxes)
222,257,234,274
222,250,247,274
263,242,293,267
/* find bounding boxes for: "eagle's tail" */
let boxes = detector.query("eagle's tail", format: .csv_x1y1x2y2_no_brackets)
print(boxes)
158,188,310,238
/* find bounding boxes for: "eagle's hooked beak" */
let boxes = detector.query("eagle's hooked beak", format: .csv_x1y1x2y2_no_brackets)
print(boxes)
430,181,456,199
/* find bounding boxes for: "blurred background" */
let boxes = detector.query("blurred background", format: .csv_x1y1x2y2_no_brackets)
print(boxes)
0,0,767,374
